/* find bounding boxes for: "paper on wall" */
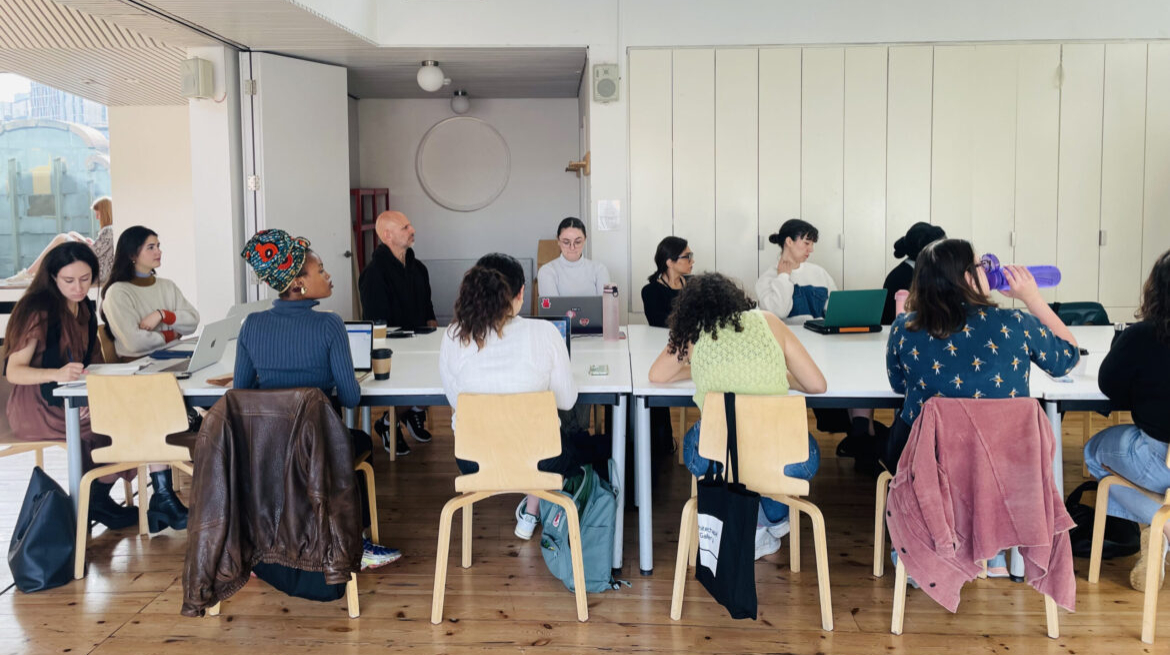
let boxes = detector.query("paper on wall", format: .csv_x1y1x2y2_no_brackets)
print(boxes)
597,199,621,231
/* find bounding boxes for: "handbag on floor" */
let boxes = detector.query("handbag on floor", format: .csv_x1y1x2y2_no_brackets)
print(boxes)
695,393,760,620
538,460,623,593
8,467,76,593
1065,480,1140,559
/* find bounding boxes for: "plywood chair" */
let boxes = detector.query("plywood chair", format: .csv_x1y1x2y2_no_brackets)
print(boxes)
430,391,588,624
96,323,119,364
354,450,379,543
74,373,194,579
1087,444,1170,643
208,574,361,619
669,393,833,631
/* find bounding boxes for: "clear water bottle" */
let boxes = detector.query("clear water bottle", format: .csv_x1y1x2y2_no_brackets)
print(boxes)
602,284,619,341
980,253,1062,291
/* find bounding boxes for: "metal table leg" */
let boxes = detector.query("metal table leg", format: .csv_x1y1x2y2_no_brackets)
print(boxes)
611,395,627,571
635,396,653,576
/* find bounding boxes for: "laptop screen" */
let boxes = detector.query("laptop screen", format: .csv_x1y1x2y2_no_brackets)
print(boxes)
345,322,373,370
531,316,571,358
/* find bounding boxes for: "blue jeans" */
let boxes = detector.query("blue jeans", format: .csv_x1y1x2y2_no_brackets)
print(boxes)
1084,423,1170,525
683,420,820,526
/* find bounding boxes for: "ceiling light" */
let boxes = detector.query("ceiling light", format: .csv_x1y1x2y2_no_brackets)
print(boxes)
417,60,449,92
451,90,470,114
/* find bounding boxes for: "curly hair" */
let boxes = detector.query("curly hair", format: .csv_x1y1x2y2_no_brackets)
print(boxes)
1138,248,1170,345
450,253,525,349
665,272,755,360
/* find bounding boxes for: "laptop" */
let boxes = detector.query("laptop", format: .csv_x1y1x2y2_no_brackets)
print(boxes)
531,315,571,358
803,289,887,334
151,317,239,373
345,321,373,381
537,295,603,335
226,298,274,319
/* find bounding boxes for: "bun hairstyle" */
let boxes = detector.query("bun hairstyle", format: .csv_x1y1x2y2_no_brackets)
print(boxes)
768,218,819,249
556,216,587,239
893,222,947,261
451,252,526,348
648,236,689,282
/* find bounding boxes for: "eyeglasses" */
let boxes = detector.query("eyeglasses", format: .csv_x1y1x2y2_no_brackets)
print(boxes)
676,253,695,261
559,238,585,249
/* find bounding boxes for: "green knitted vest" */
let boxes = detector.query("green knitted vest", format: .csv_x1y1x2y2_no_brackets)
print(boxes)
691,309,789,411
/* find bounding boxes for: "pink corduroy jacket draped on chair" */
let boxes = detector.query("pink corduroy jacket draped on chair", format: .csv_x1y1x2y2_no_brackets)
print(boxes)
885,398,1076,612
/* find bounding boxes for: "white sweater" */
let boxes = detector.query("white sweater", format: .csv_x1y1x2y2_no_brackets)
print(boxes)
754,261,838,321
439,315,577,428
103,277,200,358
537,255,610,296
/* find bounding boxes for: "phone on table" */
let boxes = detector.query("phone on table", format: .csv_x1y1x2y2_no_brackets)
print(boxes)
588,364,609,376
175,372,191,380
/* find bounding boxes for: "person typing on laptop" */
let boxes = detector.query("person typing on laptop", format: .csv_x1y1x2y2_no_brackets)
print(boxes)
238,229,400,571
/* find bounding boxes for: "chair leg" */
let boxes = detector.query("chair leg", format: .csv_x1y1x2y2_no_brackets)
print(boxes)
1088,475,1119,584
891,558,908,635
208,603,220,616
1044,594,1059,639
677,407,687,465
122,478,133,507
789,504,801,573
670,497,698,620
874,471,893,577
462,502,473,569
355,461,379,544
346,573,360,619
137,465,149,536
387,406,397,462
534,490,588,622
979,560,988,579
786,497,833,631
1082,413,1092,478
74,471,98,580
35,447,44,470
688,477,698,568
1141,506,1170,644
431,493,482,624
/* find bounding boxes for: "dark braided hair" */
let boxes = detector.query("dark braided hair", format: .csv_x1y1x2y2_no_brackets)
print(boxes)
665,272,756,361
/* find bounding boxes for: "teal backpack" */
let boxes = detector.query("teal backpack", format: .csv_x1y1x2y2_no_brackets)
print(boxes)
538,461,627,593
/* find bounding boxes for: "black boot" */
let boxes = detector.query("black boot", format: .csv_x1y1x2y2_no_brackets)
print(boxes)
147,469,188,532
89,479,138,530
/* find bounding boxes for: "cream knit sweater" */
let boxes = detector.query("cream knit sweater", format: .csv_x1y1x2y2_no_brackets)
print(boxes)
102,276,200,358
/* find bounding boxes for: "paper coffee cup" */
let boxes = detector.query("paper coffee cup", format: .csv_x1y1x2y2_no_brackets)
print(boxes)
373,321,387,340
372,348,392,380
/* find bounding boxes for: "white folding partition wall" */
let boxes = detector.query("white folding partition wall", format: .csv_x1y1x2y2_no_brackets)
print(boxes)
628,42,1170,321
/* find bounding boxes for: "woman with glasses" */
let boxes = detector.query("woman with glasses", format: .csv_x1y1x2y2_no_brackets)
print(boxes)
641,236,693,329
536,217,610,297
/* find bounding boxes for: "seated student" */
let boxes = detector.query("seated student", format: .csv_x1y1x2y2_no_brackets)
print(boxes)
755,218,835,321
882,222,946,325
537,217,610,296
641,236,692,328
648,272,827,560
1084,249,1170,592
440,253,578,541
101,226,199,360
237,229,400,571
3,242,138,530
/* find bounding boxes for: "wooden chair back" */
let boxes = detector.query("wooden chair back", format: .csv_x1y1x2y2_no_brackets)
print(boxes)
86,373,192,464
453,392,563,493
97,324,119,364
698,392,810,497
530,239,560,315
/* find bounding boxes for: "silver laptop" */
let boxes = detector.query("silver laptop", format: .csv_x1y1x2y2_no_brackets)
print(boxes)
227,298,274,320
153,317,238,374
537,295,603,334
345,321,373,375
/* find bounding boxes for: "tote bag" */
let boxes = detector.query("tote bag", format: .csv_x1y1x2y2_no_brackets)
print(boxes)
694,393,760,620
8,467,76,593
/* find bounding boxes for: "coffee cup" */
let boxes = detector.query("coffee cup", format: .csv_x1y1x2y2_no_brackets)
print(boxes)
372,348,392,380
373,321,387,340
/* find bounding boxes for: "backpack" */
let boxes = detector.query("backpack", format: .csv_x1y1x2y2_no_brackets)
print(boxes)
538,461,626,593
1065,480,1141,559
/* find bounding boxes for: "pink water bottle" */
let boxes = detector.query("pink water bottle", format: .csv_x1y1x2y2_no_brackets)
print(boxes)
894,290,909,317
603,284,619,341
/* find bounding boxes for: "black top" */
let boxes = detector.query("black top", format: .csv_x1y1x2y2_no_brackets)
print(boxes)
641,278,683,328
358,245,436,328
881,261,915,326
1099,321,1170,444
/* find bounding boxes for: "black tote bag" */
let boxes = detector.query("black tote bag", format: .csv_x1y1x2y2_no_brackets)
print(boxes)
8,467,76,593
694,393,760,620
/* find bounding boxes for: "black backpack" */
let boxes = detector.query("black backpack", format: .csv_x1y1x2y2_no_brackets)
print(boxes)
1065,480,1141,559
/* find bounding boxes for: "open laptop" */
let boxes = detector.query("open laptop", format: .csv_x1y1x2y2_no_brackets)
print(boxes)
531,315,571,358
345,321,373,381
151,317,239,373
803,289,887,334
226,298,274,319
537,295,603,334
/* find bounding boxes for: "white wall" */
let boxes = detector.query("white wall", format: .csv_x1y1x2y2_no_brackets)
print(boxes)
356,98,581,267
107,106,198,308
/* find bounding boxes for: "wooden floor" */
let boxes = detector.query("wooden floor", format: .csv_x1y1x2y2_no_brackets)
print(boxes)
0,409,1163,654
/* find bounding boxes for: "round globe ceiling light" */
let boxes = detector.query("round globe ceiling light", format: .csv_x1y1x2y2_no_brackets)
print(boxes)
451,90,470,114
417,60,446,92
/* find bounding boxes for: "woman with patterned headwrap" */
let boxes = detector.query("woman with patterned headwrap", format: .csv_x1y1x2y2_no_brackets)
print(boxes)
237,229,400,571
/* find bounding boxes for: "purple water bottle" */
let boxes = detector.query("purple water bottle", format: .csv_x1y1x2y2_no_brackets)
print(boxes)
979,253,1061,291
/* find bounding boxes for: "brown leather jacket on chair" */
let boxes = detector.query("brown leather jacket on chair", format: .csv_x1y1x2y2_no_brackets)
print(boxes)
181,388,362,616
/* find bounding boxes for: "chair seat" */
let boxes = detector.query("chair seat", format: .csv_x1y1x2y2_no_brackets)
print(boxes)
0,432,61,447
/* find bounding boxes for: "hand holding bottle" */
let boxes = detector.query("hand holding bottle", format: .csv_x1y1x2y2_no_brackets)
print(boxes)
999,265,1044,307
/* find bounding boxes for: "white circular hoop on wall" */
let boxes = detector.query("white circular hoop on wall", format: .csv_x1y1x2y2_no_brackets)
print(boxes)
415,116,510,212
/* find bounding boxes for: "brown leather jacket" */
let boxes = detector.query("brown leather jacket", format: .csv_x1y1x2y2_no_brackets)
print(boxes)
181,388,361,616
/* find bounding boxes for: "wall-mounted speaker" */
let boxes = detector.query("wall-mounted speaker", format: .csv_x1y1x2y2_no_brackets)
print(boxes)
592,63,619,103
180,57,214,99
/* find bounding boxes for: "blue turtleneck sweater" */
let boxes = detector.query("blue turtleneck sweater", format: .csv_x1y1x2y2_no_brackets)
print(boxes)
234,299,361,407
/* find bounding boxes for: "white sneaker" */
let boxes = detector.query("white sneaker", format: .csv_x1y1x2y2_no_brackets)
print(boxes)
766,518,791,540
514,500,538,540
754,525,781,560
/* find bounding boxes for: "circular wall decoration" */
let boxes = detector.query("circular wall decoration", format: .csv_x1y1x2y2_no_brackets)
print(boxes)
416,116,511,212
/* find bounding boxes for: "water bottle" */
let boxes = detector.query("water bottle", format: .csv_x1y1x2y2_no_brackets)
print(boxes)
980,253,1062,291
894,290,909,316
602,284,620,341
